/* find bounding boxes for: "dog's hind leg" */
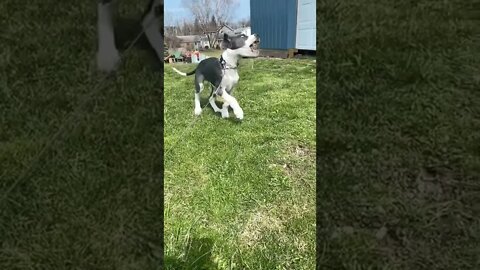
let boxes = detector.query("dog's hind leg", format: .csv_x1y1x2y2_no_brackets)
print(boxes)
142,0,163,61
194,82,204,116
97,0,120,72
209,96,221,113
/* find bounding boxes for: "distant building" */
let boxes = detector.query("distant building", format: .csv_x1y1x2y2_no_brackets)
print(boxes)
176,35,201,50
174,25,239,50
174,35,212,50
198,36,210,49
203,25,235,49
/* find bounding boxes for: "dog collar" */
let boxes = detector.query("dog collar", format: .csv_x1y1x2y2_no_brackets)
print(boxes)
220,56,237,70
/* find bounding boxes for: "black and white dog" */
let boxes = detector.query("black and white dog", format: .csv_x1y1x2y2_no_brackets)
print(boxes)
96,0,163,72
172,33,260,120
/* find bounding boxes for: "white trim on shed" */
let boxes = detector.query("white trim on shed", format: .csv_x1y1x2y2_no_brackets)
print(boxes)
295,0,316,50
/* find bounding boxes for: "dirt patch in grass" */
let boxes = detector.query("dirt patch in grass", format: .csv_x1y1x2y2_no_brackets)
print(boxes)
239,202,312,249
239,208,285,248
270,143,316,186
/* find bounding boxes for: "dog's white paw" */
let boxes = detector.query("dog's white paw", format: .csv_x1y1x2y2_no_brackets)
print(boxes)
221,109,229,118
234,108,244,120
96,49,120,72
194,107,202,116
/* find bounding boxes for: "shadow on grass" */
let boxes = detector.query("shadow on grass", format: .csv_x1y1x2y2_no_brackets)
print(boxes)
114,16,162,72
164,238,219,270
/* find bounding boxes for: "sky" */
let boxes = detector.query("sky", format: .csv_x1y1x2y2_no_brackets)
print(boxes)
164,0,250,26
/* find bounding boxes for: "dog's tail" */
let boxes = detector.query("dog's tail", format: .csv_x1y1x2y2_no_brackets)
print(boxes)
172,67,196,76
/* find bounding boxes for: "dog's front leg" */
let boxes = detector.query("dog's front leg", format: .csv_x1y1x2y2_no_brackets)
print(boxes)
209,96,222,113
221,91,243,120
221,101,230,118
97,0,120,72
215,87,232,118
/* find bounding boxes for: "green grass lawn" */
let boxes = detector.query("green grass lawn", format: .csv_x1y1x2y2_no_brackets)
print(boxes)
1,1,163,269
317,1,480,269
164,58,316,269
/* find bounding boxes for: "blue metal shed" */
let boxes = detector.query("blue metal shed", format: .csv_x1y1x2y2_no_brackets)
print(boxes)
250,0,316,51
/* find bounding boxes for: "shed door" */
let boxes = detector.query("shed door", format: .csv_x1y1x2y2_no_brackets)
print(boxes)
295,0,316,50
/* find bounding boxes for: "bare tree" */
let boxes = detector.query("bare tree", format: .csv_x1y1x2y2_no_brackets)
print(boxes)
181,0,238,48
181,19,192,35
230,18,250,30
193,18,201,34
238,18,251,27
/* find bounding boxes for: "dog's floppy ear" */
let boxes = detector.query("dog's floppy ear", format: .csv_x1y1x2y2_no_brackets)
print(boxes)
223,33,230,41
221,33,231,49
